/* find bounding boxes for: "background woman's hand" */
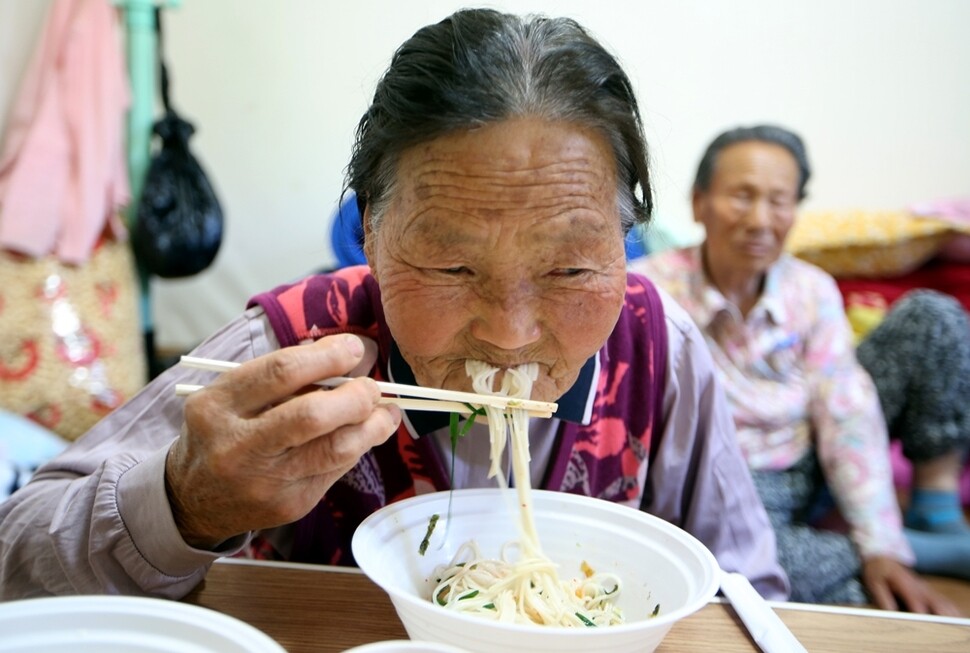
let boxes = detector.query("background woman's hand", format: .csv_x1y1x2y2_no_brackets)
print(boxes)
165,334,401,549
862,555,962,617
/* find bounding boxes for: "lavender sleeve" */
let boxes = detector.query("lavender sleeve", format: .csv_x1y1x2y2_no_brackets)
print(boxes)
0,308,276,599
644,293,790,601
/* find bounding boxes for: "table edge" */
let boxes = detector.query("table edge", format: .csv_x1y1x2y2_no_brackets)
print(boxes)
212,558,970,627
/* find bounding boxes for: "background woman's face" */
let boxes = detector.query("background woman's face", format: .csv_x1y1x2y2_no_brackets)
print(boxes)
693,141,800,282
364,117,628,401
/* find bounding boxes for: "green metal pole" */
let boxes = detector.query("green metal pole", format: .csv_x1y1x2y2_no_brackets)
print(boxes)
119,0,157,215
115,0,180,375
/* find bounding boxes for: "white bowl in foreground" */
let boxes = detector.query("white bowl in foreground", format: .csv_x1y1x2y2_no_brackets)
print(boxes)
352,488,720,653
344,640,470,653
0,595,286,653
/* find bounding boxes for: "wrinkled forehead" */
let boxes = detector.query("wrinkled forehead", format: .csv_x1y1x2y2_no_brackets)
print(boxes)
386,118,621,225
711,141,800,187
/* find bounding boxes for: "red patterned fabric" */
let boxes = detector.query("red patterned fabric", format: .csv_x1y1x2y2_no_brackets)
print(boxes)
836,259,970,314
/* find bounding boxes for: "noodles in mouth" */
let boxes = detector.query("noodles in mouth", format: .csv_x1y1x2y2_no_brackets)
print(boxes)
428,361,624,627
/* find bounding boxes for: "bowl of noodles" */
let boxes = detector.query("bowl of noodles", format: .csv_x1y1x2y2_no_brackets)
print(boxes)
351,488,720,653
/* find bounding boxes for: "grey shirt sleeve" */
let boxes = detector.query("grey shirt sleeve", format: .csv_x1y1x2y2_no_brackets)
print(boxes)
644,292,791,601
0,308,276,599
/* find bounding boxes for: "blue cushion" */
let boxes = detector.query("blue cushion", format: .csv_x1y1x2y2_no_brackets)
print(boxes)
0,411,68,501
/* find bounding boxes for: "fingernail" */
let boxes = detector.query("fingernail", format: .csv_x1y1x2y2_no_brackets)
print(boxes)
385,404,403,427
343,334,364,357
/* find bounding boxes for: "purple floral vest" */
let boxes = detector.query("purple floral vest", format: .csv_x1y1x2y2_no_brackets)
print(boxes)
247,265,668,565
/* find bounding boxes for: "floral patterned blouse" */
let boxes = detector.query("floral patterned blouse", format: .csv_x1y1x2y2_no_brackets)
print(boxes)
631,247,913,562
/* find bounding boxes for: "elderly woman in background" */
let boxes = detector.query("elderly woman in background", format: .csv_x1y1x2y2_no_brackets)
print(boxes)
0,9,787,601
633,124,968,615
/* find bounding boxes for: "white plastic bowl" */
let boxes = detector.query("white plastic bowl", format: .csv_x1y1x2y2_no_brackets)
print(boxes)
352,488,719,653
343,641,470,653
0,595,286,653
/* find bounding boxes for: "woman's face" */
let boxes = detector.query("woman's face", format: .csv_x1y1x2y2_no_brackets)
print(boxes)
364,117,628,402
693,141,800,282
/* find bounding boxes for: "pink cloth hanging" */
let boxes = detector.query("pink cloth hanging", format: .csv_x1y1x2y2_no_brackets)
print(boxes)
0,0,130,264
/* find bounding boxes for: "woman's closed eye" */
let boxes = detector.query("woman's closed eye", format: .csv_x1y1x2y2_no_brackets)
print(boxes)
550,267,589,277
769,195,796,211
435,266,473,276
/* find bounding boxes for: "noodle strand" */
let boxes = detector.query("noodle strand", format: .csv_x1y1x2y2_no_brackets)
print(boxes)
430,361,624,627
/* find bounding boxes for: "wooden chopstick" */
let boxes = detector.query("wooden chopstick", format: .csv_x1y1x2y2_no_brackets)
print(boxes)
173,383,510,416
176,356,558,417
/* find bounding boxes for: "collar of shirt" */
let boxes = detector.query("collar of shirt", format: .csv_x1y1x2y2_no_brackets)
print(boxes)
387,340,598,438
686,246,788,330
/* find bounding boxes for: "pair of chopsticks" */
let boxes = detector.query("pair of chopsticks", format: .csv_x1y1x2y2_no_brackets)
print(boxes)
175,356,557,418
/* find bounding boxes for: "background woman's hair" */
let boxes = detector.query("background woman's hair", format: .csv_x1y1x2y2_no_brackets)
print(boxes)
347,8,652,235
692,124,812,201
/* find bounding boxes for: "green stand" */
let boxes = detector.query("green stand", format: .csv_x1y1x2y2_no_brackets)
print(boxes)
114,0,181,377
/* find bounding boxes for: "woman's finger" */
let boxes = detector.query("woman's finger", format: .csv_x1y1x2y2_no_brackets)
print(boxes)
252,377,387,453
275,403,402,480
208,334,370,415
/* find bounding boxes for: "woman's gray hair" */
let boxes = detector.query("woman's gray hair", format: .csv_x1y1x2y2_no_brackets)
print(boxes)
346,8,652,235
692,124,812,201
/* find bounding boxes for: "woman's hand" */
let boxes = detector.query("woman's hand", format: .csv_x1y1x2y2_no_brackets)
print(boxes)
862,555,962,617
165,334,402,549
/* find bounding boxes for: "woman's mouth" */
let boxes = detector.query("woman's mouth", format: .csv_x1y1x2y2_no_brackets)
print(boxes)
736,240,775,257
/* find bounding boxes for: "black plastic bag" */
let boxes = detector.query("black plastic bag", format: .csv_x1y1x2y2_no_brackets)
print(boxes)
132,110,223,278
130,8,223,279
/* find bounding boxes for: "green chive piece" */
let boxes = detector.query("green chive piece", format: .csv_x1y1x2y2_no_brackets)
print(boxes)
458,404,483,437
418,513,439,556
576,612,597,627
444,406,488,547
458,590,479,601
449,412,460,449
651,603,660,617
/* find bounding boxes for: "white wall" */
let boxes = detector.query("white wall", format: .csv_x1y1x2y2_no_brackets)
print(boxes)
2,0,969,349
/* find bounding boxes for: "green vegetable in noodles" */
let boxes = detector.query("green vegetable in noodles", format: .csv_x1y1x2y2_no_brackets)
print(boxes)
418,513,440,556
442,404,488,538
576,612,597,627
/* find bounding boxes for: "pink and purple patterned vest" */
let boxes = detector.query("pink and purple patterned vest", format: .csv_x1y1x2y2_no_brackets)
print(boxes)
247,266,668,565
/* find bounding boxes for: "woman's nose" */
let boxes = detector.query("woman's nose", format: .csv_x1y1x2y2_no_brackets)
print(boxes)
470,285,541,350
743,197,772,229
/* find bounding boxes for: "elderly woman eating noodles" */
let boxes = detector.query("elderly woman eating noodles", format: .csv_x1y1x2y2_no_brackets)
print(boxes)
0,9,787,601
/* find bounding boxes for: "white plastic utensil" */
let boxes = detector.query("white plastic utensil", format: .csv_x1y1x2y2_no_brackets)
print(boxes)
719,570,808,653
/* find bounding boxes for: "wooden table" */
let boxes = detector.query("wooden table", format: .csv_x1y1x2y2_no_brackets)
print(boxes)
183,558,970,653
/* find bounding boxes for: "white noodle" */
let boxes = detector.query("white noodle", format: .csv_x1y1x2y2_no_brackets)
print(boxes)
429,361,624,627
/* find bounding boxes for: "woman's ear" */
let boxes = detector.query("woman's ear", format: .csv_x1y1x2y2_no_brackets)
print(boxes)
691,188,705,225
